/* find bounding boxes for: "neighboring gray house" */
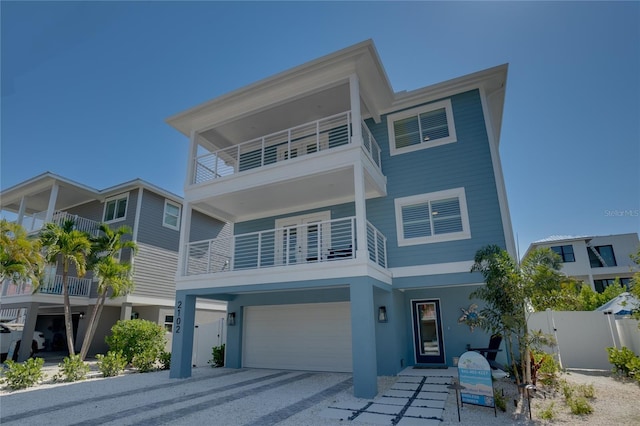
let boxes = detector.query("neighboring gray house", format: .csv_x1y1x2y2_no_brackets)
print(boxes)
166,40,515,398
0,172,228,359
525,233,639,293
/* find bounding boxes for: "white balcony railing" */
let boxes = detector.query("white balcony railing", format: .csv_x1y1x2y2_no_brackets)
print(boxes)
193,112,382,185
184,217,387,276
21,211,101,236
1,275,92,298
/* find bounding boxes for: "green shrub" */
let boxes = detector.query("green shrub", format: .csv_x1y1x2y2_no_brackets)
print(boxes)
57,354,90,382
576,383,595,399
538,402,556,420
493,389,506,412
1,358,44,390
627,356,640,383
106,319,166,364
560,379,573,400
95,351,127,377
208,344,225,367
533,350,561,388
132,348,158,373
567,396,593,415
159,351,171,370
607,346,637,376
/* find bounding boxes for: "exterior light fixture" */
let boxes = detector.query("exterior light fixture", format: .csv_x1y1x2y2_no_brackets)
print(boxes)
227,312,236,326
378,306,388,323
79,312,85,319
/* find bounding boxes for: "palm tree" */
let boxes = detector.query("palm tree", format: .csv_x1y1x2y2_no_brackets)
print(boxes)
40,219,91,355
79,224,137,360
0,219,44,287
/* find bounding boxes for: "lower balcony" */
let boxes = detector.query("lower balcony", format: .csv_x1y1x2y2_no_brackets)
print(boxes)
184,217,387,276
1,275,92,298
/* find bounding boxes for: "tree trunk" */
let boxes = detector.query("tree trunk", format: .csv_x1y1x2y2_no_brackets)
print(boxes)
79,291,107,360
505,331,521,385
62,262,75,356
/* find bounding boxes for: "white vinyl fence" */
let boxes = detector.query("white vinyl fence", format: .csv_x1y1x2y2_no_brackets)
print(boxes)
528,310,640,371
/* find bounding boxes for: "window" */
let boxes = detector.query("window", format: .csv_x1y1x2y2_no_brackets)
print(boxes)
103,194,128,223
164,315,174,332
594,278,631,293
551,245,575,262
588,245,617,268
163,200,181,230
388,99,457,156
395,188,470,246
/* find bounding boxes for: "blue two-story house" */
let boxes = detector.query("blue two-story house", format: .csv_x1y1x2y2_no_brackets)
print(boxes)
167,40,515,398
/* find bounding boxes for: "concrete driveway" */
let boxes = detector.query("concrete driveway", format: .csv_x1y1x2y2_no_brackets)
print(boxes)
0,366,460,425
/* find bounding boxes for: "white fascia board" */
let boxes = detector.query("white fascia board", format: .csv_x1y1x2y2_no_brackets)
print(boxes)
101,179,184,205
390,261,475,278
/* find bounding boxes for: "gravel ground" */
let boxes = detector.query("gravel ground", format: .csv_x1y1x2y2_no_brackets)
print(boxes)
1,363,639,425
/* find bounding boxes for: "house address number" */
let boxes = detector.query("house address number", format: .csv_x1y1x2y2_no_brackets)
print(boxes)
175,300,182,333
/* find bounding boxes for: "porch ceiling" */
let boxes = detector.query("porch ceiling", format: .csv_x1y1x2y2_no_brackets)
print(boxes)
1,180,98,215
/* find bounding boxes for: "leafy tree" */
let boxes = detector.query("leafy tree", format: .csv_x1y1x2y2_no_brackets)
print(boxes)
0,219,44,286
79,224,137,359
106,319,165,365
79,224,137,360
470,245,562,385
39,219,91,355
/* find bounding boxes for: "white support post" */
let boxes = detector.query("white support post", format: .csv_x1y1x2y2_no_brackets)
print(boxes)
17,196,27,226
176,203,193,278
186,131,198,187
354,162,368,261
45,183,59,223
349,74,363,145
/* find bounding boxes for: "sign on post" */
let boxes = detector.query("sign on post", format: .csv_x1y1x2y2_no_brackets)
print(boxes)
458,350,496,414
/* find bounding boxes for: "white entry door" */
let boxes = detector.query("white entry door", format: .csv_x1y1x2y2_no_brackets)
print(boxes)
275,211,330,265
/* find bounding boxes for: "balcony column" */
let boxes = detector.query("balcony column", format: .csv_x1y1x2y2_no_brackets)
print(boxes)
17,196,27,226
16,302,39,362
349,74,363,144
170,291,196,378
176,203,193,278
185,130,198,187
44,182,59,223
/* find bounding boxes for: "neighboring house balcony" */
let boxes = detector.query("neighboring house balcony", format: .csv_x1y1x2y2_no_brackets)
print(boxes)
21,210,101,236
181,217,387,279
1,275,92,299
185,110,386,223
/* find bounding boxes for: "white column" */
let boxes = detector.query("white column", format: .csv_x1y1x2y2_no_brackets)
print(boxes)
185,130,199,187
44,182,59,223
17,196,27,225
354,162,368,261
175,203,193,278
349,74,363,144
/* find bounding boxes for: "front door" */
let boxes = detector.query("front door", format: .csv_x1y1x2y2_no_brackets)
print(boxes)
411,299,445,364
275,212,330,265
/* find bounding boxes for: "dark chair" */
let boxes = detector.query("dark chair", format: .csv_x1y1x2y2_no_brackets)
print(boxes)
466,334,504,370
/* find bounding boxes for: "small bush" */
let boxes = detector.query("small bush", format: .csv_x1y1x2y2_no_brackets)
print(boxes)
576,383,595,399
538,402,556,420
494,389,506,412
627,356,640,383
1,358,44,390
607,347,637,376
209,344,225,367
533,350,561,388
132,348,158,373
57,354,90,382
106,319,166,365
159,351,171,370
567,396,593,415
560,379,574,400
95,351,127,377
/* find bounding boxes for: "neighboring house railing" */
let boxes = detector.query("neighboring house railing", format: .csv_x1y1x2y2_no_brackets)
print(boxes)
184,217,387,275
1,275,92,298
21,211,101,236
192,112,382,184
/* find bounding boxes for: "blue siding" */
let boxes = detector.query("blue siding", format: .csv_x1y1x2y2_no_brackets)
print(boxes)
366,89,506,267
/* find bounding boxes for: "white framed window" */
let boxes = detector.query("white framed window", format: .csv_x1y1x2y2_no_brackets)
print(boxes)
103,193,129,223
395,187,471,246
163,200,181,230
388,99,457,156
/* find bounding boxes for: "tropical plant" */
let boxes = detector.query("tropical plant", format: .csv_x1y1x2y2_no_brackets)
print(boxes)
1,357,45,390
39,219,91,355
56,354,90,382
0,219,44,287
95,351,127,377
470,245,562,385
209,344,225,367
79,223,137,360
105,319,165,365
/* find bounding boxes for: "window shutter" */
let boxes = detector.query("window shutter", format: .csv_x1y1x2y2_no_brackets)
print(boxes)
394,116,421,148
419,108,449,141
402,203,432,238
431,197,462,235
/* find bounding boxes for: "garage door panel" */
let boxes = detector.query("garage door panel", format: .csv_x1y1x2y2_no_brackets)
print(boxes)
243,302,352,372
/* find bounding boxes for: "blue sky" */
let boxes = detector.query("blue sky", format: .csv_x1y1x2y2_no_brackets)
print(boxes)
1,1,638,257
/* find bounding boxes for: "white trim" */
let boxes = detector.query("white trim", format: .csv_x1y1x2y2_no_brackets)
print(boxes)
388,99,457,156
132,188,144,242
162,199,182,231
479,87,516,258
391,260,475,278
410,298,446,365
102,192,129,223
394,187,471,247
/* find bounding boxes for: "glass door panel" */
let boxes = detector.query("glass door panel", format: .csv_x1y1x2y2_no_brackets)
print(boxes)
411,299,445,364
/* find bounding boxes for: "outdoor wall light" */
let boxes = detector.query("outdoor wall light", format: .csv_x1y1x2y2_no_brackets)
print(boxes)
378,306,388,323
79,312,85,320
227,312,236,326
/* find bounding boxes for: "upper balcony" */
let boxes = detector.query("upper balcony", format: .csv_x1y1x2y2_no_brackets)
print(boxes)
21,211,101,237
1,275,92,299
186,110,386,222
